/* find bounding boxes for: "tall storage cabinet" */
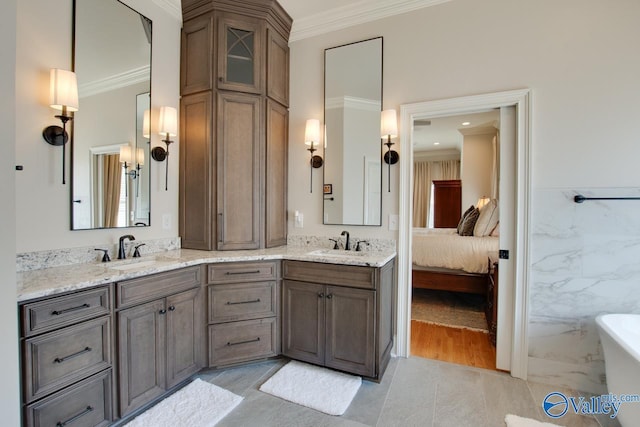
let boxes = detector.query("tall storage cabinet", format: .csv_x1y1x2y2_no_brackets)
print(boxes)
180,0,291,250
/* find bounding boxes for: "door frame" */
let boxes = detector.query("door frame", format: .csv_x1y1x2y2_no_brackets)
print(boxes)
396,89,532,379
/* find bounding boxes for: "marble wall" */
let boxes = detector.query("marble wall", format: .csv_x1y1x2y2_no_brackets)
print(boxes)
528,187,640,393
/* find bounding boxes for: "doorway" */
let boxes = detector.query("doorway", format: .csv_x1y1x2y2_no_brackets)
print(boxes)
395,89,532,379
410,109,499,370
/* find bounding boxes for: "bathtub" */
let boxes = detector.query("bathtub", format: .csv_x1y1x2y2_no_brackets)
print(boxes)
596,314,640,426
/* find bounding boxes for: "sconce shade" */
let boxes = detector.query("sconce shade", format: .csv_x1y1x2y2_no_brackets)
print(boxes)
158,106,178,137
119,145,133,164
380,109,397,138
49,69,79,112
142,109,150,138
304,119,320,146
477,196,490,209
136,147,145,166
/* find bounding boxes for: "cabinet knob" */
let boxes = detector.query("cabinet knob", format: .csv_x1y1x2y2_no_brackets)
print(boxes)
168,306,176,311
326,294,333,299
159,309,167,315
218,77,224,82
318,293,324,298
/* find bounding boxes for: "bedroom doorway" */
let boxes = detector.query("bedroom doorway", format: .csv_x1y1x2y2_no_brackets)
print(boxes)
410,109,500,370
396,89,532,380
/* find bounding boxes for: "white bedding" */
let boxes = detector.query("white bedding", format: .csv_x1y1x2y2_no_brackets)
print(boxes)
412,227,498,274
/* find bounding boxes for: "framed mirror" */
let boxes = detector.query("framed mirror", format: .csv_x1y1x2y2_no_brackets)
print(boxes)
71,0,152,229
323,37,383,226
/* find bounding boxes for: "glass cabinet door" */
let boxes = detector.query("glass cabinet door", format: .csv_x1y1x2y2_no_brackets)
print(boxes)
217,13,263,94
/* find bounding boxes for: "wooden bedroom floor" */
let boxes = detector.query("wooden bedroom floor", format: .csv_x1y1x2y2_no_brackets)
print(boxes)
411,320,497,370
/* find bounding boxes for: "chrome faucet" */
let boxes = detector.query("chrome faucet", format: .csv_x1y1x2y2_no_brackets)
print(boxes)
118,235,135,259
341,230,350,251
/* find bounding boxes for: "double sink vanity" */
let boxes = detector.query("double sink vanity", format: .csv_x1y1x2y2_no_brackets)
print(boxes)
17,246,395,426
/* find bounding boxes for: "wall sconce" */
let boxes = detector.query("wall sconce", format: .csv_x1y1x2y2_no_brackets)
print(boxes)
477,196,490,209
42,69,79,184
151,106,177,191
305,119,323,193
381,108,399,192
120,145,145,196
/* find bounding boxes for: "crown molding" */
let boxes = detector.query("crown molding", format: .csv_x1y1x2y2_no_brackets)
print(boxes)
326,96,381,111
289,0,451,42
79,66,150,98
152,0,182,21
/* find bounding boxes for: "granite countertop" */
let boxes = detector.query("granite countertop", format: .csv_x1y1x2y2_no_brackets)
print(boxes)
17,246,396,302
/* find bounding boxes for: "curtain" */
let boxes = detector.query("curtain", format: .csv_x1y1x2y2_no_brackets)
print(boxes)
103,154,121,228
413,159,460,228
491,132,500,199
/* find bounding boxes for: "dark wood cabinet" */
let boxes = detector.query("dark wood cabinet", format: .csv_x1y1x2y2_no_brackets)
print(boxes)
433,179,462,228
282,260,395,381
180,0,291,250
486,259,498,346
116,268,204,417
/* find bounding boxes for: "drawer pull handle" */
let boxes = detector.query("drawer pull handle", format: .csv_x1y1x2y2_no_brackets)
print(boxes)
54,347,92,364
51,303,90,316
227,337,260,346
225,270,261,276
226,298,261,305
56,405,94,426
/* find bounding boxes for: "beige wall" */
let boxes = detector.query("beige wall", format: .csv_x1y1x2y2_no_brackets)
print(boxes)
1,0,21,422
14,0,181,253
461,131,494,209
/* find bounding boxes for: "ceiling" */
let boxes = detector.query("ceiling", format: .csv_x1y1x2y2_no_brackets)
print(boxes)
412,110,499,154
169,0,451,41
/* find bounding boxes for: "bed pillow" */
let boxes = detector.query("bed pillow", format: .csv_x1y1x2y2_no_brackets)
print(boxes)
456,205,476,234
474,199,499,237
459,207,480,236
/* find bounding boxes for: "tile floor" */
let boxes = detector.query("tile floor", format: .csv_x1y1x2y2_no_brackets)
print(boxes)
197,356,622,427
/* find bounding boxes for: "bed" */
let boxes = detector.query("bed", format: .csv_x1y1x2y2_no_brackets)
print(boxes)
412,228,498,295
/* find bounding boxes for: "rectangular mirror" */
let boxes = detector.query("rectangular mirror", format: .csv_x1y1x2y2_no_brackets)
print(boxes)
71,0,152,229
323,37,382,226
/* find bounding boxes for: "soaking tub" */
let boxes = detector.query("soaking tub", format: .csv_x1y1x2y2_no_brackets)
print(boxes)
596,314,640,426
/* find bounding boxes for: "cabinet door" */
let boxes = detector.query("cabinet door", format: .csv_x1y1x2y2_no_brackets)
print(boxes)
181,15,213,95
166,288,204,389
216,12,263,94
265,99,288,248
118,299,166,416
266,27,289,106
325,286,376,377
180,91,214,250
216,92,262,250
282,280,325,365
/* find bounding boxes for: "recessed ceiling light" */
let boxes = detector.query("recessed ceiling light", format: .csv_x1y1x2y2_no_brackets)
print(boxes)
462,121,471,126
433,142,440,145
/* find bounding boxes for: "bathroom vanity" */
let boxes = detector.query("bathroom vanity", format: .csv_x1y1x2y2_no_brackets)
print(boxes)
17,247,395,426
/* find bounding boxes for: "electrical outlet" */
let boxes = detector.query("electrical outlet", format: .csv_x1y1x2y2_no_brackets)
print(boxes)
162,213,172,230
389,214,399,231
294,211,304,228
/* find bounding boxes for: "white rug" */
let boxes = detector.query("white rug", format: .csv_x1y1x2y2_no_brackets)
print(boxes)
505,414,565,427
124,378,243,427
259,360,361,416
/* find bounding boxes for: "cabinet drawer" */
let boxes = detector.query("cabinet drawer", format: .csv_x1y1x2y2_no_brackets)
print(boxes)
207,261,278,284
283,260,375,289
208,318,277,366
25,369,113,427
117,266,201,308
208,281,277,323
21,287,111,337
23,316,112,403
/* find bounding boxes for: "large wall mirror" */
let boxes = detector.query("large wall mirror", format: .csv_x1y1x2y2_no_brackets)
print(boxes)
71,0,152,229
324,37,382,226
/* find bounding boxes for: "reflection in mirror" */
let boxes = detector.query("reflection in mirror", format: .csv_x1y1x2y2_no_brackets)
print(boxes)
71,0,152,229
324,37,382,226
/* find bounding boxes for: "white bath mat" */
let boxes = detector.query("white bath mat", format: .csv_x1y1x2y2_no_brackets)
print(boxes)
124,378,243,427
505,414,565,427
259,360,361,415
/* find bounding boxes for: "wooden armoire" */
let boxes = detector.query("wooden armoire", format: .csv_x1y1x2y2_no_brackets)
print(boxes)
432,179,462,228
179,0,291,250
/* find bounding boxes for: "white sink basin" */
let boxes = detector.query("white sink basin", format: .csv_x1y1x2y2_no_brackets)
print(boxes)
109,259,159,271
307,249,366,257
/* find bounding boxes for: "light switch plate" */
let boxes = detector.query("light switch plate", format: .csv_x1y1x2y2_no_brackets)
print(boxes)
162,213,172,230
